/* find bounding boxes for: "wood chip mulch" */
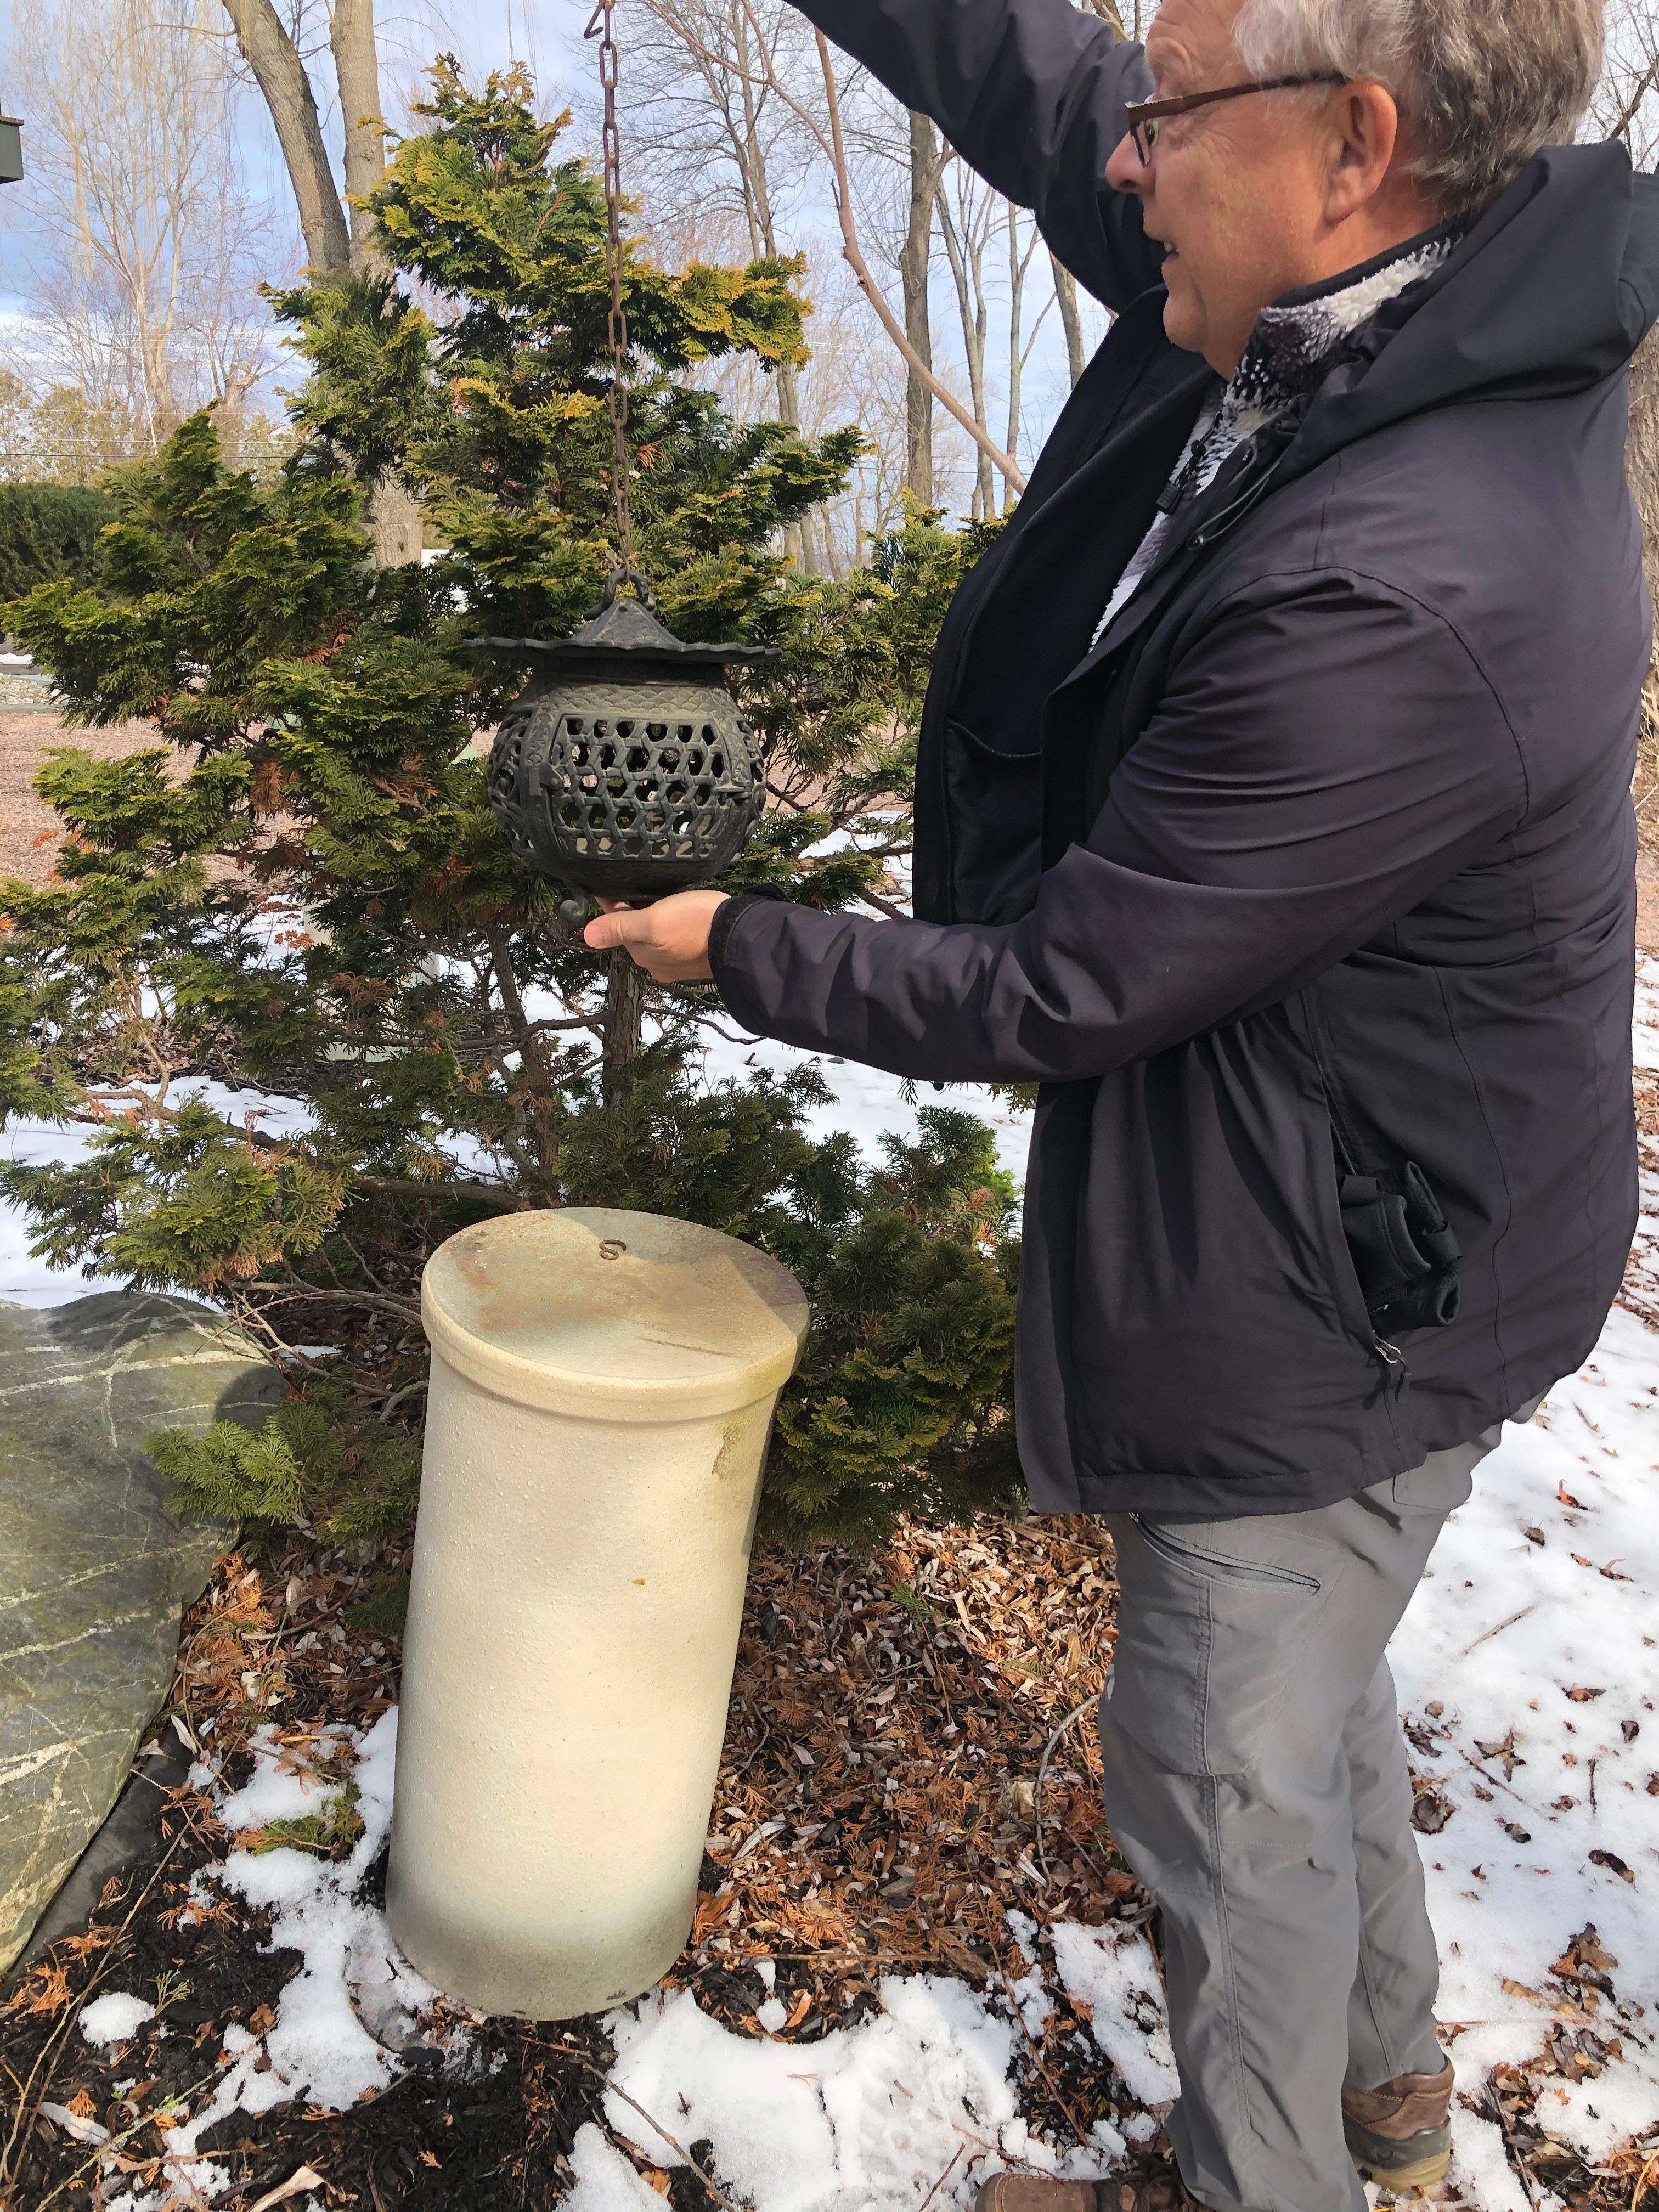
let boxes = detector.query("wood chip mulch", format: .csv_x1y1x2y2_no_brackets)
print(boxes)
2,1500,1655,2210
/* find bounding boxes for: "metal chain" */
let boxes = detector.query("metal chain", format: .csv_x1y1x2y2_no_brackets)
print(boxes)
585,0,636,588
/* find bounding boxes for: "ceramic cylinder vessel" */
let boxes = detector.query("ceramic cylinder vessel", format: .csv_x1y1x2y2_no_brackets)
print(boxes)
386,1207,810,2019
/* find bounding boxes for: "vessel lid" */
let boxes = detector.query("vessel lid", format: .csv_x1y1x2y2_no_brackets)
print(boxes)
421,1207,810,1420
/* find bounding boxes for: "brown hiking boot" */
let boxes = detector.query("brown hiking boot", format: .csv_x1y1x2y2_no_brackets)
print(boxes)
1342,2058,1455,2190
974,2164,1206,2212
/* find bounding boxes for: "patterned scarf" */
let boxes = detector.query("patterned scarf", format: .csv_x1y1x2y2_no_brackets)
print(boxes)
1091,227,1462,646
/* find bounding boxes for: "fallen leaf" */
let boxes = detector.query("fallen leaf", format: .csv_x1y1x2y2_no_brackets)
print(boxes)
248,2169,326,2212
1589,1849,1634,1883
38,2102,109,2146
1410,1786,1454,1834
1558,1482,1586,1508
1564,1686,1607,1702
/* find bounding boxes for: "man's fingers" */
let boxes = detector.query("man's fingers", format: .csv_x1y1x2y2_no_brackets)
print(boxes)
584,910,646,951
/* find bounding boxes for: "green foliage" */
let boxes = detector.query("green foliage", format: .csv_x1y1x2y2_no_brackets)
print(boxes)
1,58,1022,1555
763,1110,1023,1550
344,1581,411,1639
0,483,112,602
246,1782,364,1857
148,1372,420,1542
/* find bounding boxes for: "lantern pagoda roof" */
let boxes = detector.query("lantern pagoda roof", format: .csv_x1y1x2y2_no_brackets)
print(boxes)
473,594,778,669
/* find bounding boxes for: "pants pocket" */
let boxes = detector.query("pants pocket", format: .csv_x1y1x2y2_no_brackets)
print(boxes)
1104,1514,1327,1779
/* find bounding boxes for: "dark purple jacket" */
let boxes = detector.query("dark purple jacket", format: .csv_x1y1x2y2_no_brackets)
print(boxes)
710,0,1659,1516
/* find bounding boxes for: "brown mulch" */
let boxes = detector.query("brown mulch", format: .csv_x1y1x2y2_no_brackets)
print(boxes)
0,711,163,887
7,1499,1657,2211
0,1519,1141,2211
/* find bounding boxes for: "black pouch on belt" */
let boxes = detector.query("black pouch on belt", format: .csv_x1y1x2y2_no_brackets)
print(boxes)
1338,1160,1462,1331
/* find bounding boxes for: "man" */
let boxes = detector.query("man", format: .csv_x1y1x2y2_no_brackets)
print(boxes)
588,0,1659,2205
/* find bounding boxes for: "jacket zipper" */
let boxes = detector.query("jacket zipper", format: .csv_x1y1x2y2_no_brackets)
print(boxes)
1372,1333,1409,1396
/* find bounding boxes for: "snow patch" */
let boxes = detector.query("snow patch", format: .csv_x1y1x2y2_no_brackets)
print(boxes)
603,1970,1119,2210
78,1992,157,2047
1048,1922,1180,2108
128,1709,467,2205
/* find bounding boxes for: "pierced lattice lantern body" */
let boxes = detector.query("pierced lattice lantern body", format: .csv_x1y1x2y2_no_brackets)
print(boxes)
484,595,773,902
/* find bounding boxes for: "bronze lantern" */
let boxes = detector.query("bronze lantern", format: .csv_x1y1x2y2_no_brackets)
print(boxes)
481,584,776,906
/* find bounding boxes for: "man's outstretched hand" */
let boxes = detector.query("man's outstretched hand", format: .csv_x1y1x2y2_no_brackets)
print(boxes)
583,890,730,982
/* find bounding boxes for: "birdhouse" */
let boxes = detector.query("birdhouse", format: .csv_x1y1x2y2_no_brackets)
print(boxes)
0,118,23,187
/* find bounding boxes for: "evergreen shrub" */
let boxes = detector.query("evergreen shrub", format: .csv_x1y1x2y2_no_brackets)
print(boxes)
1,61,1023,1559
0,484,111,605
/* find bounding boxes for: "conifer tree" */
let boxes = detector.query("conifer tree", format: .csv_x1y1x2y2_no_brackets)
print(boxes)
0,64,1022,1551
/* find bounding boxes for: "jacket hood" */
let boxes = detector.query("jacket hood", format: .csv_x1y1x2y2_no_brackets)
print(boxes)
1296,142,1659,473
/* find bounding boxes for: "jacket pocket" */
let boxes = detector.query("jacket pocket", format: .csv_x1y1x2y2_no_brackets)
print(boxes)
1338,1162,1462,1331
1299,989,1461,1341
1132,1516,1321,1592
941,719,1042,925
1102,1514,1329,1778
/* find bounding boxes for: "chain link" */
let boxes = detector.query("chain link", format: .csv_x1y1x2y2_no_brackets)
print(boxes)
585,0,635,584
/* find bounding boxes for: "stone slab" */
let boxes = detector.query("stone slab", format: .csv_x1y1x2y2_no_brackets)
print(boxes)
0,1293,282,1971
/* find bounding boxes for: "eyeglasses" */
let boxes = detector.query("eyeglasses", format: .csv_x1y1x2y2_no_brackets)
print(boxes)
1123,74,1346,164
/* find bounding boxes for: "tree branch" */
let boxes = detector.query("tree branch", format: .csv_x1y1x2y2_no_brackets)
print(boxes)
679,0,1029,493
810,31,1027,493
1610,52,1659,145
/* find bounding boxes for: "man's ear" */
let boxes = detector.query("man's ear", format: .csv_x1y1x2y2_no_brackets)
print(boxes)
1323,80,1401,225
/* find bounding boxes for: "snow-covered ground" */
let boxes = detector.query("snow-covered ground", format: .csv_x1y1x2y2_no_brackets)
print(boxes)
12,983,1659,2210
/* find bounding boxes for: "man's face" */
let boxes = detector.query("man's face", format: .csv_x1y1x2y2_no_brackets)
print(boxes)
1104,0,1341,375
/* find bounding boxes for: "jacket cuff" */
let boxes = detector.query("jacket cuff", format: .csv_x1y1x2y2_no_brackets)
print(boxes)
708,884,791,988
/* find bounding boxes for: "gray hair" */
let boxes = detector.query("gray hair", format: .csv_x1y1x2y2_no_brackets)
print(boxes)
1231,0,1606,212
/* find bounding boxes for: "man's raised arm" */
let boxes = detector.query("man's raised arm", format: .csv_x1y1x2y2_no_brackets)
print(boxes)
793,0,1165,313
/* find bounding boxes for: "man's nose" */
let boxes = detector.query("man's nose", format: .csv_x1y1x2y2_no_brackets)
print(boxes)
1104,129,1148,195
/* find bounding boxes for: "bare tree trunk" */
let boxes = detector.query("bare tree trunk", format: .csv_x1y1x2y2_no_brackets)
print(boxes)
934,185,994,518
1004,202,1027,514
724,0,809,563
899,110,937,506
331,0,388,276
221,0,349,273
223,0,419,566
330,0,422,565
1051,251,1088,388
601,950,648,1108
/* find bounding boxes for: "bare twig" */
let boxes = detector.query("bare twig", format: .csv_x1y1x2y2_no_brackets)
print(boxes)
809,30,1026,493
1462,1603,1534,1656
1,1799,213,2187
1609,53,1659,145
917,2145,964,2212
241,1285,423,1325
1034,1694,1098,1884
996,1970,1092,2146
556,2051,744,2210
675,0,1028,492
